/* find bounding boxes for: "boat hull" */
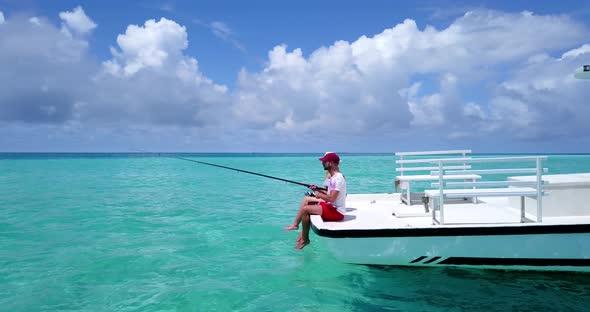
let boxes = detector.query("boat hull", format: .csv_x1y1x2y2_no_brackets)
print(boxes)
313,226,590,272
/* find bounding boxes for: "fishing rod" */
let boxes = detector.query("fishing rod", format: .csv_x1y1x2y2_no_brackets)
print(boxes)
143,151,328,192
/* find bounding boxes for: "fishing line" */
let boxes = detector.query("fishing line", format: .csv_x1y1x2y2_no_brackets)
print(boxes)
138,150,328,192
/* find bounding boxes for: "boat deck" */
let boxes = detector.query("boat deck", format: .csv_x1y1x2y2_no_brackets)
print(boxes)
311,193,590,231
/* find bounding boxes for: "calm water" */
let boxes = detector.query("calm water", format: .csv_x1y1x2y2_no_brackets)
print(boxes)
2,153,590,311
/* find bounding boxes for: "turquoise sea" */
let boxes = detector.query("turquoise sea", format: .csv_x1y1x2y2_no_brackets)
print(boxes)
2,153,590,311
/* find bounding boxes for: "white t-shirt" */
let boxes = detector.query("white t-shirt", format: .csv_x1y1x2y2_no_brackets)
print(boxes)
327,172,347,214
322,178,330,189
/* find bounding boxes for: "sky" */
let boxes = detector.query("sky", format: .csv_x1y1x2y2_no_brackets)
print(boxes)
1,0,590,153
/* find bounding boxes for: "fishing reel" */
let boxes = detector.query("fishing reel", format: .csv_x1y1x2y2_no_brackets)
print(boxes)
304,191,316,197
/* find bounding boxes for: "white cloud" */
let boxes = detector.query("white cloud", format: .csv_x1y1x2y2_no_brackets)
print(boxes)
0,14,96,125
408,93,445,126
490,96,534,129
233,9,587,145
485,43,590,139
93,18,229,127
211,21,231,40
0,11,5,24
194,19,246,52
463,102,485,120
406,73,465,127
59,6,97,35
0,11,228,136
234,42,413,140
1,7,589,151
29,17,41,26
561,43,590,59
527,53,551,64
105,18,188,76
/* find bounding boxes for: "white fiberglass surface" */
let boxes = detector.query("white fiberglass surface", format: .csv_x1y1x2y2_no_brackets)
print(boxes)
312,193,590,231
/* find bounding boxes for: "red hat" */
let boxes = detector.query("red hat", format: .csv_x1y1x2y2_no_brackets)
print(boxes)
319,152,340,164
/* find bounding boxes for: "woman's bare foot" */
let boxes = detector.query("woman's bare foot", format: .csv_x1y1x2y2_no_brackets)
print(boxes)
284,224,298,231
295,239,310,250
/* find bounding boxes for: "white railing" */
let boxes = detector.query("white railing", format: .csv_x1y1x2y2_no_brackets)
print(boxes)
394,150,475,206
395,150,472,157
425,156,548,225
395,150,471,177
433,168,548,175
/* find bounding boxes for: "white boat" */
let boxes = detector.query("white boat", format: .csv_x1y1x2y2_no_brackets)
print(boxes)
311,154,590,272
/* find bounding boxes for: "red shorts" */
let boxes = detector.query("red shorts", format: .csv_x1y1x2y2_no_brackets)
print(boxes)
320,202,344,221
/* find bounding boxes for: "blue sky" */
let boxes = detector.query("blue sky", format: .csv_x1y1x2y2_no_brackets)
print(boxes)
1,0,590,152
